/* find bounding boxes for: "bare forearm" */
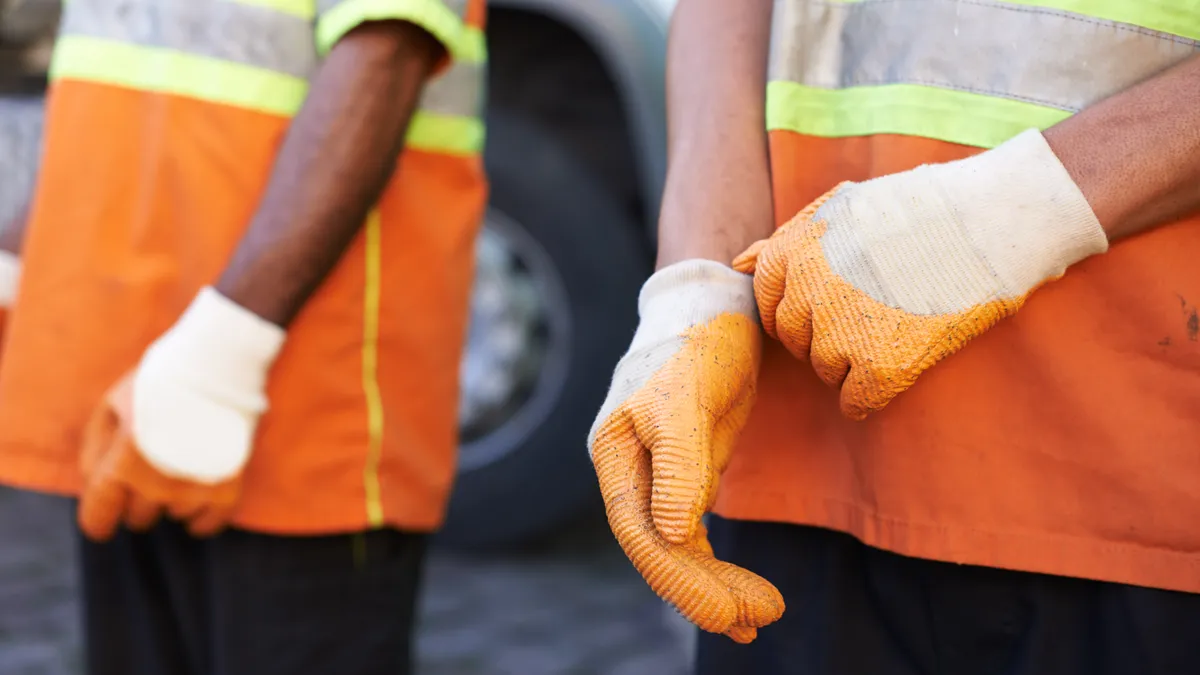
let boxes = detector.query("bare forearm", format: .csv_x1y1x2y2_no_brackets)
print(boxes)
216,20,442,326
655,0,775,269
1045,54,1200,242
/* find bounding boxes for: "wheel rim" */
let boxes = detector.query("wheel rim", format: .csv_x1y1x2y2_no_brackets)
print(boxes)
457,207,572,472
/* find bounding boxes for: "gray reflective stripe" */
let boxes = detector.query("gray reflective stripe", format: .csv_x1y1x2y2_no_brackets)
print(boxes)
419,60,483,117
770,0,1200,113
60,0,318,79
316,0,468,18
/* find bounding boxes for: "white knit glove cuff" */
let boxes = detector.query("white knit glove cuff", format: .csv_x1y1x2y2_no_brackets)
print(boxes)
940,129,1109,292
816,129,1108,316
133,287,286,482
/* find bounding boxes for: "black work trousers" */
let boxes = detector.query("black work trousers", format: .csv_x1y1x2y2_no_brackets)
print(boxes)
79,520,426,675
696,516,1200,675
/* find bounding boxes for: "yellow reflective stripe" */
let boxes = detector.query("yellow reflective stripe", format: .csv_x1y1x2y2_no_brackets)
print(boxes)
1003,0,1200,41
361,210,386,528
316,0,476,60
459,26,486,65
51,37,482,153
228,0,315,20
767,81,1072,149
50,36,308,117
824,0,1200,41
407,110,485,155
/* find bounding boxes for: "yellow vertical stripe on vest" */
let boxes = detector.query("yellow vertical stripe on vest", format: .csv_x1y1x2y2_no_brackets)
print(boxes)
361,210,386,528
767,81,1073,149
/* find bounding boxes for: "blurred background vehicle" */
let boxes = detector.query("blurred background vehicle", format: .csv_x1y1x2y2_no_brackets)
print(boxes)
0,0,675,549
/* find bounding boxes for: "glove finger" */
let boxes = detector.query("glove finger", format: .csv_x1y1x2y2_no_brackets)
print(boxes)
124,492,163,533
810,330,852,389
749,236,791,341
593,411,739,634
839,362,894,420
77,475,130,543
702,556,786,629
772,277,815,361
79,396,119,480
186,503,232,538
731,238,768,275
166,492,209,524
709,385,757,477
724,626,758,644
648,412,713,546
689,519,786,631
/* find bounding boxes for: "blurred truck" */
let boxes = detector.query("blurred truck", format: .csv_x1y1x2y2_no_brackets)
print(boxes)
0,0,675,549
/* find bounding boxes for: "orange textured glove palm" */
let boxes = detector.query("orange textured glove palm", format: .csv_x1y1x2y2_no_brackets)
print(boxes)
589,260,783,643
735,130,1109,419
78,375,243,539
77,288,285,541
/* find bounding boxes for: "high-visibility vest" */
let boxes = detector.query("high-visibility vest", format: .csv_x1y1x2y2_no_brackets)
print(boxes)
766,0,1200,148
716,0,1200,593
0,0,489,534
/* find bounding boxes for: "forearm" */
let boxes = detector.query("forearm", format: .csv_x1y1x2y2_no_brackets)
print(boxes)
215,20,442,327
655,0,775,269
1045,54,1200,242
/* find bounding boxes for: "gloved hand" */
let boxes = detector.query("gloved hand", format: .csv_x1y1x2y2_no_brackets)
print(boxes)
589,260,784,643
734,129,1109,419
78,287,285,541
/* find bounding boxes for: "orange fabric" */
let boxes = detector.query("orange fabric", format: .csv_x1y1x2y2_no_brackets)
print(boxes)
78,374,242,541
0,78,486,534
713,131,1200,592
593,313,782,642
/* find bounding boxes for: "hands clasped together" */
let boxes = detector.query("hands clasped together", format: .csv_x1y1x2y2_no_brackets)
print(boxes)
591,129,1109,640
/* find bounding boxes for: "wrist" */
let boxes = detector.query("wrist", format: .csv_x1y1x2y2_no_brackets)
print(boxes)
630,260,757,352
936,129,1109,290
143,287,286,402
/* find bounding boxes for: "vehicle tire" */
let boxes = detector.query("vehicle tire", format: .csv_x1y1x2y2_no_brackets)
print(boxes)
436,109,651,550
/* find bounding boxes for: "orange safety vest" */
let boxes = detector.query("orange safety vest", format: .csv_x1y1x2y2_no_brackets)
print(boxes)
716,0,1200,592
0,0,488,535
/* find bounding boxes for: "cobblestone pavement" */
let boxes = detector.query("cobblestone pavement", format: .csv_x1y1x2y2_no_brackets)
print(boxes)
0,488,694,675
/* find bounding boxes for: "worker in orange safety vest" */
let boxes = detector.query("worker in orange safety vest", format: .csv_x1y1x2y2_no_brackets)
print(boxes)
0,0,487,673
589,1,1200,672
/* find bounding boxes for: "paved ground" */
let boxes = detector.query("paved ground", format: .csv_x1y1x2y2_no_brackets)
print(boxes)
0,97,695,675
0,488,694,675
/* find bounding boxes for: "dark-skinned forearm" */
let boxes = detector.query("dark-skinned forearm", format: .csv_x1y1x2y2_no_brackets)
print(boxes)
655,0,775,269
1045,54,1200,242
215,20,442,327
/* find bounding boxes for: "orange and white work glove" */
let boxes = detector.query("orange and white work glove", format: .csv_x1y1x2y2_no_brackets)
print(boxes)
735,129,1109,420
78,287,285,541
589,260,784,644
